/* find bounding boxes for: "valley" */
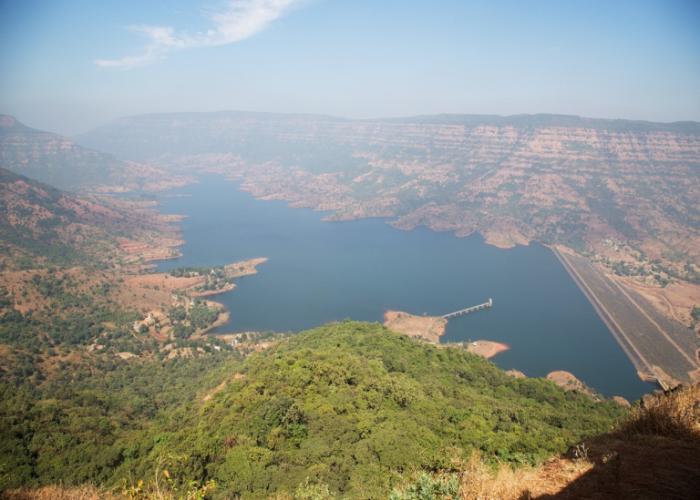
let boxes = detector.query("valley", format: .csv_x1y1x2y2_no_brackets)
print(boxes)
1,111,698,499
3,2,699,497
73,111,700,384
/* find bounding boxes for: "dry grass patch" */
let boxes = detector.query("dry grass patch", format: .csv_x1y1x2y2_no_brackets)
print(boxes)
615,384,700,442
4,484,119,500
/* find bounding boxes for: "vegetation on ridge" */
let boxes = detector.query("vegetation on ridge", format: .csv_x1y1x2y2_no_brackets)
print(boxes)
0,321,626,499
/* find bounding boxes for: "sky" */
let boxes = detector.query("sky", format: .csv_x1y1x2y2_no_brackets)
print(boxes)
0,0,699,136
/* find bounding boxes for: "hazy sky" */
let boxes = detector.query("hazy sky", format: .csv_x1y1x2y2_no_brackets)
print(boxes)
1,0,699,136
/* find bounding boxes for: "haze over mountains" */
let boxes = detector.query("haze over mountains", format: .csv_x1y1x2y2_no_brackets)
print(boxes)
74,110,700,274
70,110,700,384
74,111,700,165
0,115,194,193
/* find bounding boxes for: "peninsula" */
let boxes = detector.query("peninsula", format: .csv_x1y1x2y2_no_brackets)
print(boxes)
383,309,508,359
383,310,447,343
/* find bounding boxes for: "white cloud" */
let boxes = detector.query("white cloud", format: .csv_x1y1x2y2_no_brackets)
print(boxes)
95,0,305,68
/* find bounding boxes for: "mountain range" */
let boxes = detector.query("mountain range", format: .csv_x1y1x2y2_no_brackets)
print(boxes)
0,115,194,193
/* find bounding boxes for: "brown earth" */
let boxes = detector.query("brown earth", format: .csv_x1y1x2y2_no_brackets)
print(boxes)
0,166,279,397
383,310,508,358
612,396,632,407
623,277,700,328
0,169,269,362
123,273,203,292
202,380,229,402
118,258,266,339
118,242,182,262
651,365,683,389
547,370,597,397
123,257,267,297
383,310,447,343
466,340,510,359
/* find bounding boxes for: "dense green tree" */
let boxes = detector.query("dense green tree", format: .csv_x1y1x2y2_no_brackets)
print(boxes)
0,322,627,499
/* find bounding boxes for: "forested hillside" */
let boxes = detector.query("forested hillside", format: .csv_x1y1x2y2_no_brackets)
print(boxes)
0,321,627,499
0,168,249,391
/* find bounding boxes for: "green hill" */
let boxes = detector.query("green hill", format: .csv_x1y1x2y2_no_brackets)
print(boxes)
0,321,626,499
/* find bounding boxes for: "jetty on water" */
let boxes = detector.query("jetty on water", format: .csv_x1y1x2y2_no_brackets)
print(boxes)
442,299,493,319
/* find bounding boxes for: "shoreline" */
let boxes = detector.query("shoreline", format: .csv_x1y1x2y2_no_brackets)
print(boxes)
230,174,693,337
134,178,686,389
382,309,509,359
553,247,695,387
465,340,509,359
193,302,230,337
551,246,656,383
123,257,268,341
546,370,599,399
383,310,447,343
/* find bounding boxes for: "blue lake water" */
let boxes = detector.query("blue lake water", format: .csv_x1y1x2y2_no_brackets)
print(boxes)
155,175,654,400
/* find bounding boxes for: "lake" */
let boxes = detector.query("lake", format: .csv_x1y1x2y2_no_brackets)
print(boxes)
155,175,654,400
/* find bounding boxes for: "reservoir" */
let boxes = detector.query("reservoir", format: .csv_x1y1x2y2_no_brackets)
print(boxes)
155,175,654,400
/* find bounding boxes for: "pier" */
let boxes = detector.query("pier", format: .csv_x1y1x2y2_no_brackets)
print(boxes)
442,299,493,319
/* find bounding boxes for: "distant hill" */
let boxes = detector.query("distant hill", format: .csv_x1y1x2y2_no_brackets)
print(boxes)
71,111,700,264
0,115,194,192
0,167,129,267
385,112,700,133
72,110,357,167
0,167,182,270
73,110,700,165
